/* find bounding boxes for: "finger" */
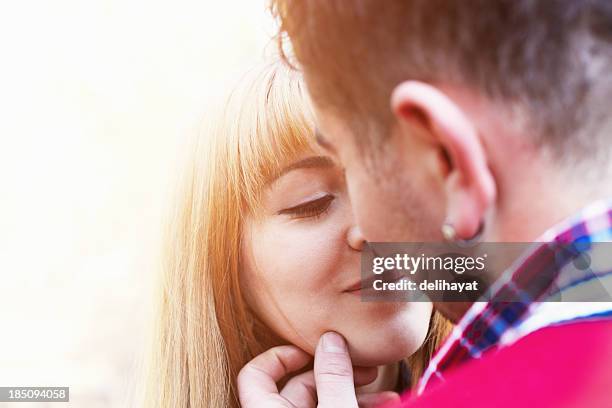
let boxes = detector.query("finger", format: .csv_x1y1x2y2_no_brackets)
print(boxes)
357,391,401,408
275,362,377,407
280,370,316,408
314,332,358,408
238,345,311,406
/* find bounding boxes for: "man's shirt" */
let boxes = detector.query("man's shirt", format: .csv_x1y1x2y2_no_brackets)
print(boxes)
417,200,612,394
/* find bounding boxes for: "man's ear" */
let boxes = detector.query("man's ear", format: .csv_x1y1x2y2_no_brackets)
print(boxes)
390,81,496,239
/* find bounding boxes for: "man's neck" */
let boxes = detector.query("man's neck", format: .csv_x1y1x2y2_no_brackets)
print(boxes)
496,154,612,242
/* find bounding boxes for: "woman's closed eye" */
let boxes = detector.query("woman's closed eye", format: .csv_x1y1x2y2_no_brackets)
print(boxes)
278,194,335,219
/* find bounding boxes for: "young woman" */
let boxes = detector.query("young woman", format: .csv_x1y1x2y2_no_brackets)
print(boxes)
143,61,452,407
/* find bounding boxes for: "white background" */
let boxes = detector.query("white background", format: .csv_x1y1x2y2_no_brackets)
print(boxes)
0,1,274,406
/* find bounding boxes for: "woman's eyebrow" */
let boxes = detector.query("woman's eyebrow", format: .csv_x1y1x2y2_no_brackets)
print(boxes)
274,155,335,180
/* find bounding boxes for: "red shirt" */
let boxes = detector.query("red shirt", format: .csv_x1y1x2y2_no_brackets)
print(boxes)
394,319,612,407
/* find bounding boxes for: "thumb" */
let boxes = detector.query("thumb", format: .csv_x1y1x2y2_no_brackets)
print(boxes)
314,332,358,408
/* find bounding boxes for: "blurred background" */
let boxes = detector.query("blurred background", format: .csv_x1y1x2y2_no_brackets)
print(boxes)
0,1,274,406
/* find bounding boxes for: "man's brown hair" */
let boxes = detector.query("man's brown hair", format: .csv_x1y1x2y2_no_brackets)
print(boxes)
271,0,612,160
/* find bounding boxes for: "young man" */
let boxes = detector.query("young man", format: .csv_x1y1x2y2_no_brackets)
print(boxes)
238,1,612,406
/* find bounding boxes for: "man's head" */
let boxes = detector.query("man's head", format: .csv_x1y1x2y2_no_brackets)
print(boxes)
272,0,612,247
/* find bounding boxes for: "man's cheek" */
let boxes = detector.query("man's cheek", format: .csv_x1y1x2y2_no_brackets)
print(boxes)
359,214,389,242
349,177,393,241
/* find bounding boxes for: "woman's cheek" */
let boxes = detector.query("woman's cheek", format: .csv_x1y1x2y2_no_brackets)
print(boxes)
266,218,345,291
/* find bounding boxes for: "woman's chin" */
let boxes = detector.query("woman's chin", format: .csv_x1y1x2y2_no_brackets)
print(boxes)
342,319,431,366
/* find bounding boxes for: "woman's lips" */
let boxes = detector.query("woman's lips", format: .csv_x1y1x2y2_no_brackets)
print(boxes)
344,269,406,294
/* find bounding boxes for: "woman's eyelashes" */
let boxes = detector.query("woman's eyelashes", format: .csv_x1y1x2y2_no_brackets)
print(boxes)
278,194,335,220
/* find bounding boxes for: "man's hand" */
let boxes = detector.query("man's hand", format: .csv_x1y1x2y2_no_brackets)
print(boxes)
238,331,400,407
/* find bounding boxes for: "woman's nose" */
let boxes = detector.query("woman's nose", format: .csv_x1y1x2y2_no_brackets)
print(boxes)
347,225,366,251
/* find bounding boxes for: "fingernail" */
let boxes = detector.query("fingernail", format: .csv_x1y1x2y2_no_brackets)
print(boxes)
321,332,346,353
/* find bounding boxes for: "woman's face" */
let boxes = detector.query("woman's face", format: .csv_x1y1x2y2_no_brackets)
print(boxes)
240,146,432,367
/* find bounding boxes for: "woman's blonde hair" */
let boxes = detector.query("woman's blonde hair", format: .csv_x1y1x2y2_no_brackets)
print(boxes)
143,61,452,408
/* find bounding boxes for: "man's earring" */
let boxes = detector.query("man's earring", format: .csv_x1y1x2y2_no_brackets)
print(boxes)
441,222,458,242
442,221,485,247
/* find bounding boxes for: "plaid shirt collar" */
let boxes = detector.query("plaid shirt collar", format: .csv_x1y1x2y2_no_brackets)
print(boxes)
417,200,612,395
